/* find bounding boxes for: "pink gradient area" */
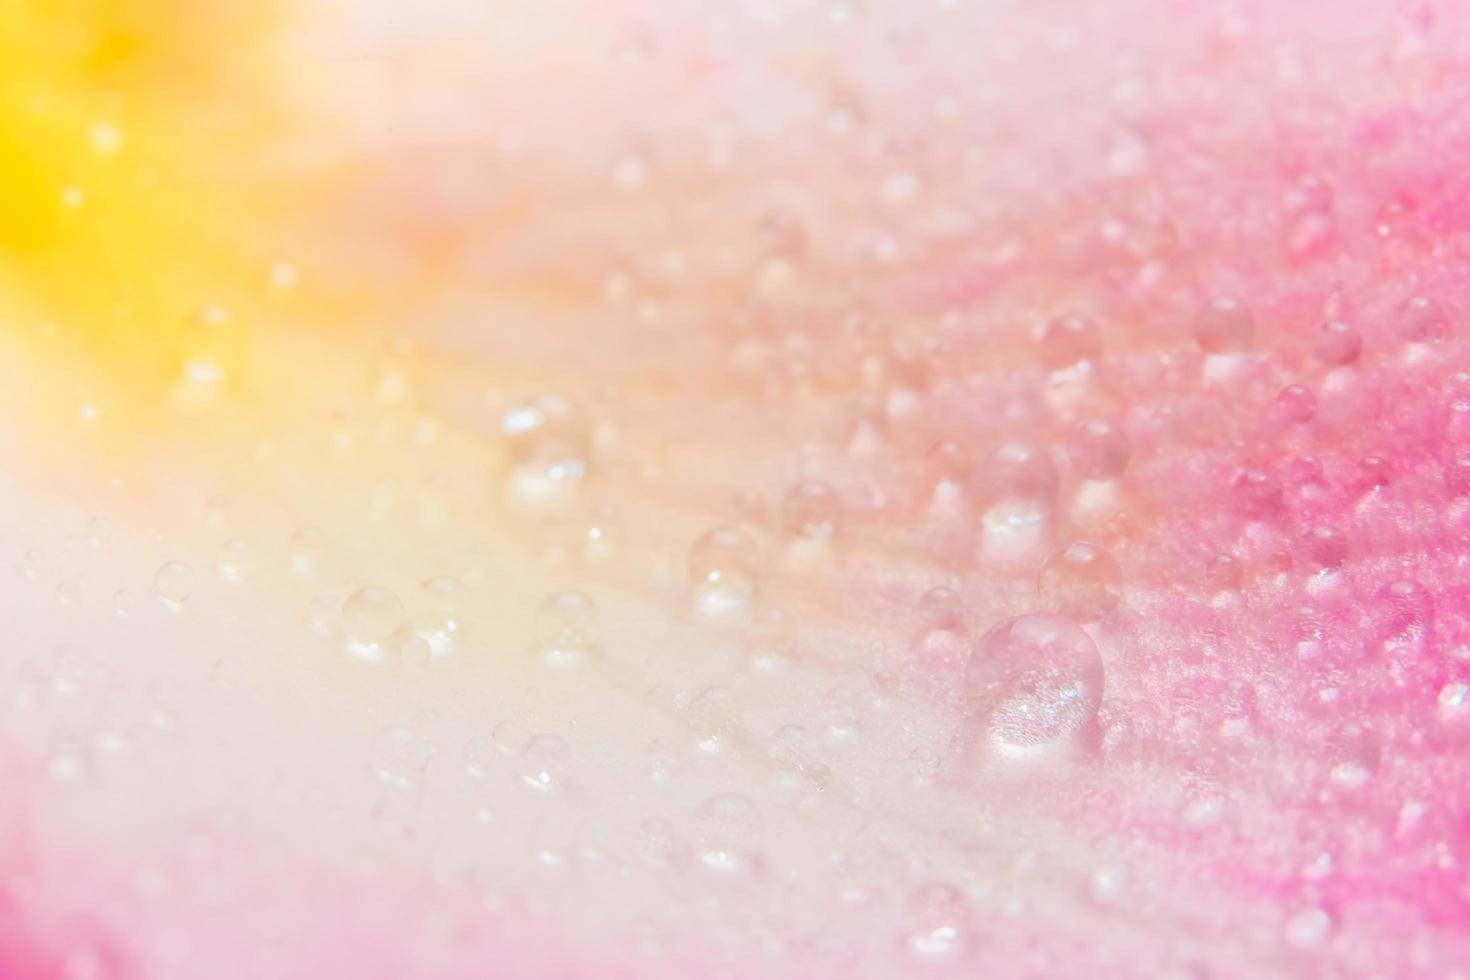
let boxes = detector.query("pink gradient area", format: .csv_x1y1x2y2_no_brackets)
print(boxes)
9,0,1470,978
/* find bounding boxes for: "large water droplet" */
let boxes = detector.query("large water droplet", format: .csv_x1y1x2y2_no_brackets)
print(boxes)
965,613,1104,755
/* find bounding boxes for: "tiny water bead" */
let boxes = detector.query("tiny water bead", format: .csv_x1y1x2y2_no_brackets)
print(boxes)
153,561,194,605
501,395,591,497
781,480,842,539
688,526,762,617
1067,419,1130,480
1192,295,1255,354
535,590,599,669
1038,315,1102,369
965,613,1105,754
1037,542,1123,620
342,586,405,647
1313,320,1361,366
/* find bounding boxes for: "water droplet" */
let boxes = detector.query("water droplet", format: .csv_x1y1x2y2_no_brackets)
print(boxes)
965,613,1104,755
85,517,110,551
694,794,763,875
407,576,463,657
1067,419,1130,480
879,172,922,206
1271,384,1317,425
1192,296,1254,354
518,733,572,793
288,526,325,580
372,726,434,792
1204,554,1244,592
153,562,193,605
342,586,404,648
1398,295,1451,343
904,882,969,962
215,538,252,584
970,442,1059,508
1230,468,1282,519
1446,451,1470,495
1038,315,1102,369
1038,542,1123,620
781,481,842,540
502,395,590,499
536,590,599,669
1284,906,1334,949
688,526,762,618
1303,525,1348,569
1313,320,1361,366
919,585,964,632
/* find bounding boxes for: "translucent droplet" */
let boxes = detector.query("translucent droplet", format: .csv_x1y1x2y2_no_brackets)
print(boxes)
288,526,324,580
372,726,434,792
216,538,252,584
904,882,969,962
502,395,590,498
178,305,242,390
965,613,1104,754
1230,468,1282,519
1303,525,1348,569
1313,320,1361,366
85,517,110,551
153,561,193,605
781,481,842,539
415,576,464,657
919,585,964,632
1192,296,1254,354
536,590,599,669
342,586,404,647
1284,907,1334,949
694,794,763,875
1271,384,1317,425
1204,554,1244,592
1038,542,1123,620
1067,419,1130,480
1446,451,1470,496
1038,315,1102,369
688,526,762,618
1398,295,1451,343
518,733,572,793
970,442,1059,508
